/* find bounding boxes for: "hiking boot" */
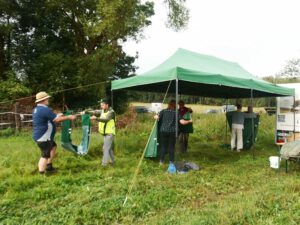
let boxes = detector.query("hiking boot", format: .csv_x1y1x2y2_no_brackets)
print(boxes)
46,166,57,173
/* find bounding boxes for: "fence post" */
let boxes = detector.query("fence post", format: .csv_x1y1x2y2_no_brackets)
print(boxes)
14,103,21,131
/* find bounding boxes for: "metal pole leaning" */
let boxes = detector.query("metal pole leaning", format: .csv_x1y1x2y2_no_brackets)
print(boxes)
175,79,179,138
111,90,114,108
123,120,158,206
251,89,255,160
122,80,172,207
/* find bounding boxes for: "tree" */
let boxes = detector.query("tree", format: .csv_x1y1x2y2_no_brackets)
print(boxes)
0,71,31,102
0,0,189,112
164,0,189,31
0,0,16,79
276,58,300,79
3,0,154,110
0,0,30,101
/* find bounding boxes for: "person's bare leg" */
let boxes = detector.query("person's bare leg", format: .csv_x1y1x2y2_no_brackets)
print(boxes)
46,146,56,172
38,157,48,172
47,146,56,164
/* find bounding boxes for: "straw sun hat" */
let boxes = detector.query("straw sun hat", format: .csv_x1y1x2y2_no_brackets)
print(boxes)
35,91,51,103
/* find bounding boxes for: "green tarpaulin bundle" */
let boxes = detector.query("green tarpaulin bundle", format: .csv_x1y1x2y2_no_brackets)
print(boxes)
61,111,91,155
145,121,159,158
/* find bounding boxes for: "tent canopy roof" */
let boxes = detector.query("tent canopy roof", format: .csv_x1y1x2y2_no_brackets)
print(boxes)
112,48,294,98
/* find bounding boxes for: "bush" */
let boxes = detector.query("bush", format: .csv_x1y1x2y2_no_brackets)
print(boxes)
0,128,15,137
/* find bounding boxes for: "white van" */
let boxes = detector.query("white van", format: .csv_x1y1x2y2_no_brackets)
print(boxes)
276,83,300,144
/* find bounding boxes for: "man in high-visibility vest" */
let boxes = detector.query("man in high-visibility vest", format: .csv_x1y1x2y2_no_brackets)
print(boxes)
91,98,116,167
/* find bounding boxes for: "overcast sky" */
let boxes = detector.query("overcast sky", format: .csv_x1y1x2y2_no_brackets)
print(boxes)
123,0,300,77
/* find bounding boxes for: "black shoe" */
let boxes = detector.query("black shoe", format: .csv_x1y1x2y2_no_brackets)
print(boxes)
46,166,57,173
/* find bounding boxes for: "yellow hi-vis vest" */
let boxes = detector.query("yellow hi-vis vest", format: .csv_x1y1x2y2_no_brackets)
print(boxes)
98,110,116,135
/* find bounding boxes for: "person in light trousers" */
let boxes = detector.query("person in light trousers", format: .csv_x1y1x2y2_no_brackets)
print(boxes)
91,98,116,167
227,104,257,152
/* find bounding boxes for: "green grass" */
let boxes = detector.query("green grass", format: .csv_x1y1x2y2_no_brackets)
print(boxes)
1,113,300,225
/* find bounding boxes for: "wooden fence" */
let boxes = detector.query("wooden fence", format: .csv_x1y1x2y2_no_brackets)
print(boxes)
0,99,34,131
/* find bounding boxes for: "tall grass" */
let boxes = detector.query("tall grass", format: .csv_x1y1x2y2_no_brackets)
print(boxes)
0,113,300,225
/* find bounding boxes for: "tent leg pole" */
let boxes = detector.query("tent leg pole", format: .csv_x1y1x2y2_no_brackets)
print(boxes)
251,89,255,160
176,79,179,138
225,99,228,144
111,91,114,108
294,95,296,141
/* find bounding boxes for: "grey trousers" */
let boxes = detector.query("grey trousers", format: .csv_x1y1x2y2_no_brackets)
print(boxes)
102,134,115,166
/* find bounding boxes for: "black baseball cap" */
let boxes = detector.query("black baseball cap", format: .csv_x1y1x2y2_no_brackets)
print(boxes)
99,98,110,105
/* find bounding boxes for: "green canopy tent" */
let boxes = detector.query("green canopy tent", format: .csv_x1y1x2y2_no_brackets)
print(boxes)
111,48,295,157
112,48,293,98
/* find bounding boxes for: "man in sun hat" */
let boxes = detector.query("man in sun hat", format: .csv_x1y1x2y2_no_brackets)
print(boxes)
32,91,76,175
90,97,116,167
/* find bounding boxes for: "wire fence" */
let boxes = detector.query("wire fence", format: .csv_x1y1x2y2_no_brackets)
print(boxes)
0,102,139,132
0,81,110,131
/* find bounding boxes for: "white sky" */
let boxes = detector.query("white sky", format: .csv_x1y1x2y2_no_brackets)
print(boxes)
123,0,300,77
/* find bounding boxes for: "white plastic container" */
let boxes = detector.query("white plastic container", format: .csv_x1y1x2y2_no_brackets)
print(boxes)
269,156,281,169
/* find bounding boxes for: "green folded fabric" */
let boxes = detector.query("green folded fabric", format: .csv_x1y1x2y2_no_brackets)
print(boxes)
61,110,91,155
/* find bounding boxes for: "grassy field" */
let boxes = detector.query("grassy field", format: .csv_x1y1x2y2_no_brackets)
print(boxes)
1,110,300,225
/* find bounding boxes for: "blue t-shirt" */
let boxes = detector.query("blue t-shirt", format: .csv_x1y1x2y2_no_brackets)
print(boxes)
32,105,57,142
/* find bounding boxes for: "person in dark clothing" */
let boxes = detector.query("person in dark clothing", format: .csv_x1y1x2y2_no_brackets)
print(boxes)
154,100,192,164
178,100,193,153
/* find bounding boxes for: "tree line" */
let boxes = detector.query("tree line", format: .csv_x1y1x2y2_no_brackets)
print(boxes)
1,0,299,111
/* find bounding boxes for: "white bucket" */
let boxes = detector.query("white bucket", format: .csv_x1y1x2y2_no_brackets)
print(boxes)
269,156,281,169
